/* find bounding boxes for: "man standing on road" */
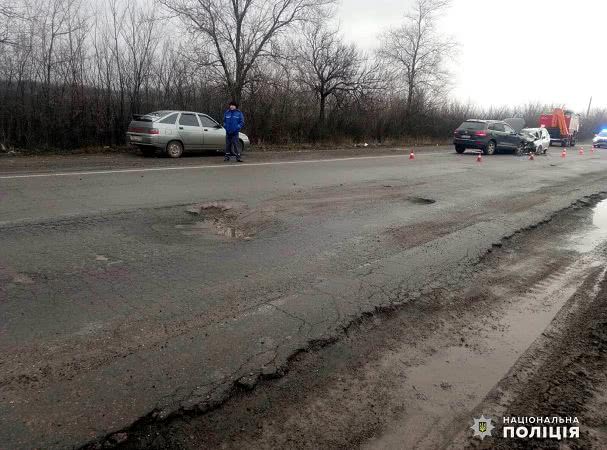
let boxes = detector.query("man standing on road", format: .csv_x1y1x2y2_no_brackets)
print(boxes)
223,101,245,162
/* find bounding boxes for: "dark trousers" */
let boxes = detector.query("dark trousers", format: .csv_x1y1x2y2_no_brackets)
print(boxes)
225,133,241,159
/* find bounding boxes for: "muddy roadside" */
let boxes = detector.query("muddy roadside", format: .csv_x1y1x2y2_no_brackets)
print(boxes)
91,196,607,449
462,257,607,450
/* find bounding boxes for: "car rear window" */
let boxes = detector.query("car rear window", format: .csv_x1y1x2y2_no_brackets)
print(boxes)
159,113,178,124
458,121,486,131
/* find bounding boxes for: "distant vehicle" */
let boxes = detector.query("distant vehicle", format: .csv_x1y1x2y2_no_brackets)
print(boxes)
539,109,580,147
593,130,607,149
126,110,250,158
453,119,524,155
520,127,551,154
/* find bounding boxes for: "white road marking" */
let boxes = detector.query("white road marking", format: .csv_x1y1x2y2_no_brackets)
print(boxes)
0,154,412,180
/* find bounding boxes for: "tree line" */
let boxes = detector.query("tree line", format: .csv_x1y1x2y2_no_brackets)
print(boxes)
0,0,604,151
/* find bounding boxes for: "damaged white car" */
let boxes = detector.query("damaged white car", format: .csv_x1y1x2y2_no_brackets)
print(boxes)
520,127,551,154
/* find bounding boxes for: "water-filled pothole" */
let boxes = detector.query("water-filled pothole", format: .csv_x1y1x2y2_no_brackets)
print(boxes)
408,197,436,205
567,198,607,252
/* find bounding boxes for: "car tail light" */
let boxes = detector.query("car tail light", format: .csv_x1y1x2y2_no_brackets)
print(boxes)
474,131,487,137
128,127,159,134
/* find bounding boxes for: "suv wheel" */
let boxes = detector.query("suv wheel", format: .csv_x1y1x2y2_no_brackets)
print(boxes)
484,141,496,155
514,144,524,156
455,145,465,154
166,141,184,158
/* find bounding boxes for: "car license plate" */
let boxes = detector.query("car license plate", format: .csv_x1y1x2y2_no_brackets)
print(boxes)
461,135,470,139
130,135,142,142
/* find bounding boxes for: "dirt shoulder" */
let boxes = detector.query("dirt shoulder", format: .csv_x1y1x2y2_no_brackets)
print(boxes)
467,246,607,450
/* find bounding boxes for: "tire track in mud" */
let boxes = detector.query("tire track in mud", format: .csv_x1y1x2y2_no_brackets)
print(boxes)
463,273,607,449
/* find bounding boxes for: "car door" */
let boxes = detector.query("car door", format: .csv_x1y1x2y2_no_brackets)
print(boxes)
177,113,204,150
198,114,226,150
489,122,507,148
503,123,519,148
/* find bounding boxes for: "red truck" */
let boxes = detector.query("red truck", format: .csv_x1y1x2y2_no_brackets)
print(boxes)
539,108,580,147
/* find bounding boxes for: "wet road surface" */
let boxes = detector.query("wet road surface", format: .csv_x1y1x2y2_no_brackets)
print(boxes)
1,146,607,448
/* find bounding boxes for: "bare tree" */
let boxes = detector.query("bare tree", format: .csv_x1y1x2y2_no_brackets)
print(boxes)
0,1,18,45
158,0,335,102
122,1,161,115
296,24,367,127
379,0,455,119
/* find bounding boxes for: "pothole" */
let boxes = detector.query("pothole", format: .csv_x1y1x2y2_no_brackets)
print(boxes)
408,197,436,205
181,202,251,240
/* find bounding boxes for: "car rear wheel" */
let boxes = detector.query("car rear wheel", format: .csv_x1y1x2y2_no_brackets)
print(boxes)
484,141,496,155
455,145,465,154
166,141,183,158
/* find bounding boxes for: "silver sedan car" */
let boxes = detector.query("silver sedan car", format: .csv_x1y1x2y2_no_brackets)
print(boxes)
126,110,250,158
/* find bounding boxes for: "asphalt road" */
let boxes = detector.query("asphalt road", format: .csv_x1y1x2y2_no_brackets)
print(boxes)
1,145,607,449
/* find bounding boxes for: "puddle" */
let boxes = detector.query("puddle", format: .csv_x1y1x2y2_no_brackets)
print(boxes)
408,197,436,205
363,254,604,450
566,198,607,252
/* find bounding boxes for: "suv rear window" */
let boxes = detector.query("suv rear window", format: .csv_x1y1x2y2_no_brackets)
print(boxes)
458,121,486,131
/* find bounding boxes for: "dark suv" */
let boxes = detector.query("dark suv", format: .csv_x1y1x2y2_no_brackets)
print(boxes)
453,120,522,155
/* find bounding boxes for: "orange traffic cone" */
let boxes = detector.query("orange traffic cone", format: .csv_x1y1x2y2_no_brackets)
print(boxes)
591,147,595,154
529,152,535,161
561,149,567,159
476,152,482,163
409,150,415,160
579,147,584,155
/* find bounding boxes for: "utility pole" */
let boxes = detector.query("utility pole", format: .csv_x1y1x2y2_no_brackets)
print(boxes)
586,96,593,117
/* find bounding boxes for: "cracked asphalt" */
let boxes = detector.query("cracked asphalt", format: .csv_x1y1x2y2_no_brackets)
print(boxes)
2,146,607,449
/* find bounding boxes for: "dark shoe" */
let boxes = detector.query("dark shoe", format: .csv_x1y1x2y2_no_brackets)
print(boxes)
236,158,243,163
224,157,230,161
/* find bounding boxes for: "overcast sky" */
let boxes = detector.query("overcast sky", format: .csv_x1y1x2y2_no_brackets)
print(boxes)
336,0,606,112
